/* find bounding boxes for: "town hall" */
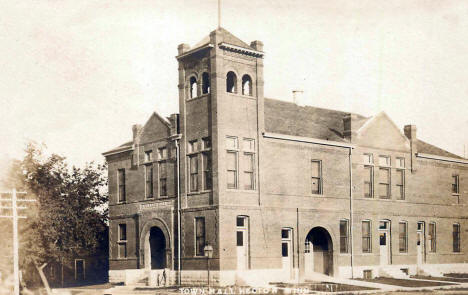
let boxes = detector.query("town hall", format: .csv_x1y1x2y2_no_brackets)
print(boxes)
103,26,468,286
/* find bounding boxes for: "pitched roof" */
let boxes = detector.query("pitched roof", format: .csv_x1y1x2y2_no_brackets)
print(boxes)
264,97,368,142
103,98,463,160
417,139,463,159
192,27,254,51
102,140,133,156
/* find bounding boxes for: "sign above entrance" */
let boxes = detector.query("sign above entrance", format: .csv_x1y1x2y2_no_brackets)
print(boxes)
139,201,173,212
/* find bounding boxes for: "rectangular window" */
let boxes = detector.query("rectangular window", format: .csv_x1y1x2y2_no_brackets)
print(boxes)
428,222,436,253
396,157,405,169
145,165,153,198
243,153,255,190
452,175,460,194
227,151,238,189
195,217,206,256
237,216,245,227
364,166,373,198
188,140,198,153
395,169,405,200
311,160,322,195
189,155,198,192
158,147,167,160
379,168,390,199
363,153,373,165
453,223,461,253
226,136,239,189
226,136,238,149
159,162,167,197
340,220,349,253
119,224,127,241
202,152,212,190
118,224,127,258
243,138,255,152
379,155,391,166
362,220,372,253
399,222,408,253
202,137,211,150
118,169,126,203
145,150,153,162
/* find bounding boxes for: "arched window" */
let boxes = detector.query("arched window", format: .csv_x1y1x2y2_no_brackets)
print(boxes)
190,76,198,98
242,75,252,96
202,72,210,94
226,71,237,93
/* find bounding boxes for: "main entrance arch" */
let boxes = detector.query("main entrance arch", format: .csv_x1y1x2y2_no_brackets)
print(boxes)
140,219,172,270
149,227,166,269
304,227,333,276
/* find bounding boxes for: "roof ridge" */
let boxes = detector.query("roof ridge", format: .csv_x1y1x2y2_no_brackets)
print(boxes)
264,97,368,119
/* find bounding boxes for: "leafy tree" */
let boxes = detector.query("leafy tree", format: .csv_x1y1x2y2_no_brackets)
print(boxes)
1,142,108,286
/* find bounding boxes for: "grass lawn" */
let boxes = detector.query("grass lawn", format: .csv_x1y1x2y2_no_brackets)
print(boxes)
357,277,457,287
444,273,468,279
411,275,468,283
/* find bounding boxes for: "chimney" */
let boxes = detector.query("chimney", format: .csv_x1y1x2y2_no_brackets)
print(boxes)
177,43,190,55
404,125,417,172
168,114,180,136
292,90,305,106
250,40,263,52
132,124,142,144
343,113,359,142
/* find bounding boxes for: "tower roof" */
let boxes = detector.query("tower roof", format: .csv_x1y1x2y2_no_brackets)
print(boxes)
192,27,255,51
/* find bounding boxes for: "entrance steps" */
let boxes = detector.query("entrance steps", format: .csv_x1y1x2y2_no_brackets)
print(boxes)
379,266,409,279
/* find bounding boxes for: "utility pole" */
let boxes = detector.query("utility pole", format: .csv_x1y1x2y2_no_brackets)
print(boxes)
0,189,36,295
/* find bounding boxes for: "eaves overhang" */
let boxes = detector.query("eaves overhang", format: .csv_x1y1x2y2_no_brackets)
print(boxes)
263,132,354,149
218,42,264,58
416,153,468,165
102,146,133,157
176,44,214,60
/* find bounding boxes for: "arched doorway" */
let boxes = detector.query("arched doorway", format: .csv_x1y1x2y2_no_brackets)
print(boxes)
304,227,333,276
149,227,166,269
143,226,168,270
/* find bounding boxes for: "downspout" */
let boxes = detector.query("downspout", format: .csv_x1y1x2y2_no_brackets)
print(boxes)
349,147,354,279
176,138,182,285
296,208,300,283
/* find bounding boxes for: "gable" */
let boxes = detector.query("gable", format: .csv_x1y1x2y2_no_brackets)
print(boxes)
138,112,170,144
355,112,410,152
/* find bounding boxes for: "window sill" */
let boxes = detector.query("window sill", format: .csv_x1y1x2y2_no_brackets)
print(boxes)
187,191,212,196
227,189,257,193
187,93,209,102
452,193,460,196
110,257,137,261
226,92,256,100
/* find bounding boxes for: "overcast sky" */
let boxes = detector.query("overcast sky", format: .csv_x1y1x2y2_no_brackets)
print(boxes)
0,0,467,171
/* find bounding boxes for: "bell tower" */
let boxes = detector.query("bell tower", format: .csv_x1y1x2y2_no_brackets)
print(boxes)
176,28,264,208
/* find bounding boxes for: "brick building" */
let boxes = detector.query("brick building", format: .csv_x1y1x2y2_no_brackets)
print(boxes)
103,27,468,286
